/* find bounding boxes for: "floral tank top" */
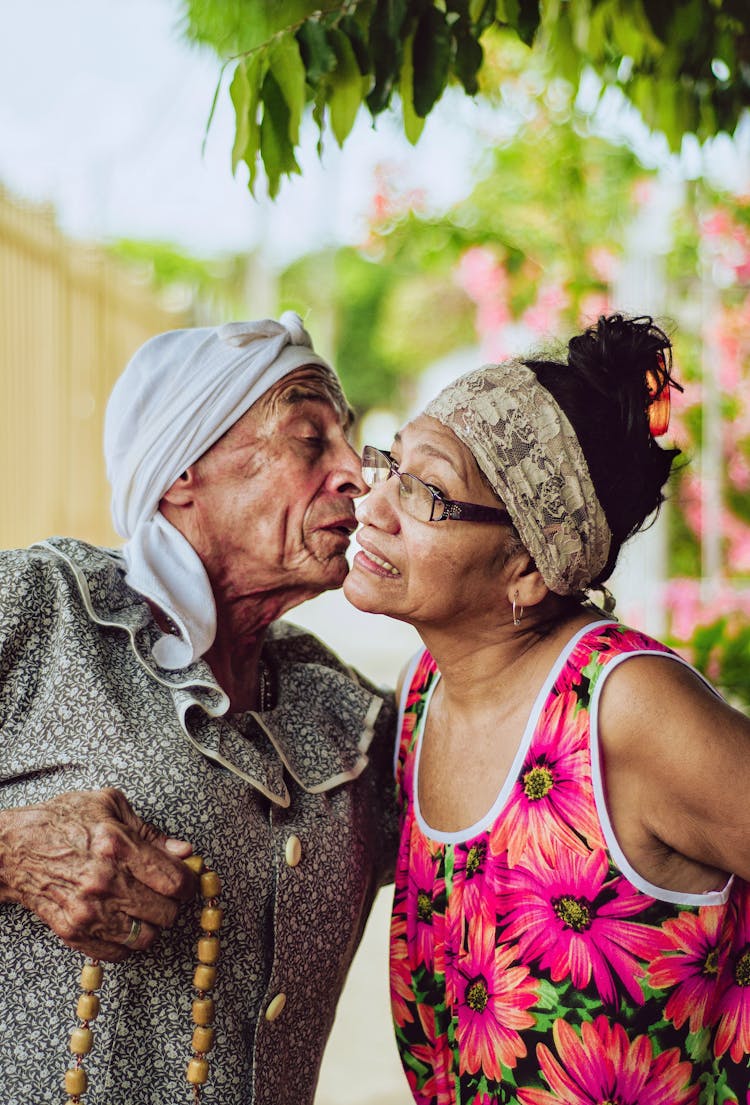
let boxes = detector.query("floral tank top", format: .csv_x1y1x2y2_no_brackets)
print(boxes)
391,621,750,1105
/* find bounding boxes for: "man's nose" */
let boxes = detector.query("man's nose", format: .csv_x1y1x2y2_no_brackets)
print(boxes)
330,440,367,498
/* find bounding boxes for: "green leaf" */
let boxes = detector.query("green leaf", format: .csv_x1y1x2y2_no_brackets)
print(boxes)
515,0,541,45
413,6,453,117
367,0,408,115
339,13,372,75
327,27,366,146
312,83,327,156
400,31,426,143
184,0,326,54
231,53,267,193
296,19,337,86
268,32,307,146
454,24,484,94
259,71,301,198
470,0,496,31
229,59,251,175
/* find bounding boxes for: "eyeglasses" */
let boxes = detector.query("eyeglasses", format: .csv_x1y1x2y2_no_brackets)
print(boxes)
361,445,511,525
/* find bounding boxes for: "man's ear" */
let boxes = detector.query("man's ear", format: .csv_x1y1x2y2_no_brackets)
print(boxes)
160,467,197,508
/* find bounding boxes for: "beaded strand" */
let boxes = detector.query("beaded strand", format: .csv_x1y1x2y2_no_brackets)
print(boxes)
184,855,223,1099
63,856,222,1102
64,961,102,1103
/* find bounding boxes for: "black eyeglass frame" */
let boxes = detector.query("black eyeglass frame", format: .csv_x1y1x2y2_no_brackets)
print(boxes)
361,446,511,524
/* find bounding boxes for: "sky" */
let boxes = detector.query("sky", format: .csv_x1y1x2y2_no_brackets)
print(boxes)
0,0,483,266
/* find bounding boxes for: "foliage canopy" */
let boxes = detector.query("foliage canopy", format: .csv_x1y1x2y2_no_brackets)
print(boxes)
183,0,750,197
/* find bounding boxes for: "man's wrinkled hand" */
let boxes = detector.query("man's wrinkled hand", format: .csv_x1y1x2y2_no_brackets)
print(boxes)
0,788,197,961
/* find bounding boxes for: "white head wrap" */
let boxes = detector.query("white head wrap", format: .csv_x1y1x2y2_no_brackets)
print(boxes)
104,311,336,669
422,361,612,594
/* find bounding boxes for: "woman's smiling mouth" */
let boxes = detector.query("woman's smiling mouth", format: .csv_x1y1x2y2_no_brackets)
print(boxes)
355,549,400,577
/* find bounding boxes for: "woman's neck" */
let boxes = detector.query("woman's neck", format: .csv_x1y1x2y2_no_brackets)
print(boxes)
417,605,594,718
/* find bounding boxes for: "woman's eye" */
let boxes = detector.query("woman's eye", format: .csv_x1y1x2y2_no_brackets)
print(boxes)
426,482,447,499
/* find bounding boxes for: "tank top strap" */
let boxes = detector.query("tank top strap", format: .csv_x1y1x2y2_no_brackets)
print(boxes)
395,648,439,802
547,621,677,709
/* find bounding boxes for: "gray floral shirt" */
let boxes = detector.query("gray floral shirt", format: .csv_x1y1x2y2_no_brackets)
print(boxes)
0,538,397,1104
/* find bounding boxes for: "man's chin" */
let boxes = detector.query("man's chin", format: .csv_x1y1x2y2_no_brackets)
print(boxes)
316,553,350,590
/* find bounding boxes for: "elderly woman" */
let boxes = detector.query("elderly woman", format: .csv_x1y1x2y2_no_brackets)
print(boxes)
344,314,750,1105
0,313,396,1104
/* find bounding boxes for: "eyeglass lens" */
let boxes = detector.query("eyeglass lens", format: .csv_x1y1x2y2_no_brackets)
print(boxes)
361,447,437,521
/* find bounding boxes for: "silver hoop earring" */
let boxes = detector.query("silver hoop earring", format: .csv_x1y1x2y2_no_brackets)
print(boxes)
512,594,524,627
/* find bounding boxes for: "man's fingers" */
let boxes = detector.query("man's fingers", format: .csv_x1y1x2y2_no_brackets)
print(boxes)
105,790,196,902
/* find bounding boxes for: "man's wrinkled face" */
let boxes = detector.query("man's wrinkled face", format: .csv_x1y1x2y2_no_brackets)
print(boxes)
182,369,366,610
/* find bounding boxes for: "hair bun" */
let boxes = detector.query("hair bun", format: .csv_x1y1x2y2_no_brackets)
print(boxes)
525,313,683,584
567,314,681,440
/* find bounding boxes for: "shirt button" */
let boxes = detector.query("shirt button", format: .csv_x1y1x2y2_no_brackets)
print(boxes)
265,993,287,1022
285,834,302,868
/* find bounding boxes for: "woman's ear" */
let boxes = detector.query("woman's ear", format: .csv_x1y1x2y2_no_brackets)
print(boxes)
504,552,549,611
160,468,196,508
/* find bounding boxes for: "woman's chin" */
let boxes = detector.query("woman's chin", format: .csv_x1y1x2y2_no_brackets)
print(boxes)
343,567,392,615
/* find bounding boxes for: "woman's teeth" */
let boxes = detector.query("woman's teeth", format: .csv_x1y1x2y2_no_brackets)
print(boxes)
367,550,399,576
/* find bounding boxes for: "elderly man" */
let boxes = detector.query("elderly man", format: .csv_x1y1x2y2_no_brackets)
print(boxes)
0,313,396,1104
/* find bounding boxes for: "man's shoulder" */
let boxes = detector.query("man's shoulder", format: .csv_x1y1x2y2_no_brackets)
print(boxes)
0,538,124,612
266,620,354,677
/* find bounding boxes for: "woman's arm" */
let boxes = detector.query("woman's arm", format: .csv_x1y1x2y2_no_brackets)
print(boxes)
599,653,750,888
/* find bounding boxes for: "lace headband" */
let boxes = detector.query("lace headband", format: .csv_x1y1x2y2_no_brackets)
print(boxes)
422,361,612,594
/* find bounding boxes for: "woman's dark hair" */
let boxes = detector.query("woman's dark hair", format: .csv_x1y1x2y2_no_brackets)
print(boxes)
524,313,682,584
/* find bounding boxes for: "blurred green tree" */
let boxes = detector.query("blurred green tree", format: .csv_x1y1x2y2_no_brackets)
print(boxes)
182,0,749,197
278,58,646,412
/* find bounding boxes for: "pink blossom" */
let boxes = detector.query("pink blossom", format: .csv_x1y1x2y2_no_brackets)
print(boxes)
457,246,507,304
517,1015,699,1105
701,209,733,239
489,690,605,866
497,844,669,1007
522,284,569,336
579,292,612,323
647,907,730,1033
455,914,539,1078
632,178,654,206
714,882,750,1064
588,246,618,282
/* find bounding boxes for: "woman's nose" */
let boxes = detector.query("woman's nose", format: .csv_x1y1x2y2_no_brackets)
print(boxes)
355,479,400,532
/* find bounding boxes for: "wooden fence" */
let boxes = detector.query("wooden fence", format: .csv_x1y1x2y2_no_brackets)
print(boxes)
0,188,190,549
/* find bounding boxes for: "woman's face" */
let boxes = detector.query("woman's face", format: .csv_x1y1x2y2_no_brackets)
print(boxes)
344,415,515,630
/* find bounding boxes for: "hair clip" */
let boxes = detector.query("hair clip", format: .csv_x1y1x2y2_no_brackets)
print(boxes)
645,353,670,437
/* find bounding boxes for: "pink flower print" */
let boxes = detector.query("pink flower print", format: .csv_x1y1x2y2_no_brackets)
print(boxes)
390,911,415,1028
456,914,538,1080
397,734,416,809
444,887,465,1008
452,836,500,922
497,845,668,1007
647,907,729,1033
714,884,750,1064
489,691,605,867
406,826,446,974
517,1016,699,1105
404,1003,454,1104
406,651,438,710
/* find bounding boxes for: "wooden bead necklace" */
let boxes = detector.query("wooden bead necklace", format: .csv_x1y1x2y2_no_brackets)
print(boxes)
64,855,222,1103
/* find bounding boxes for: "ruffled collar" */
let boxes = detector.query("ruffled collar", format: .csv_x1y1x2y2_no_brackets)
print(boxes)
35,538,383,806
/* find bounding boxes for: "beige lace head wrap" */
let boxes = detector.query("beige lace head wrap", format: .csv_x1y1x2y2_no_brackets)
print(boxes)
422,361,612,594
